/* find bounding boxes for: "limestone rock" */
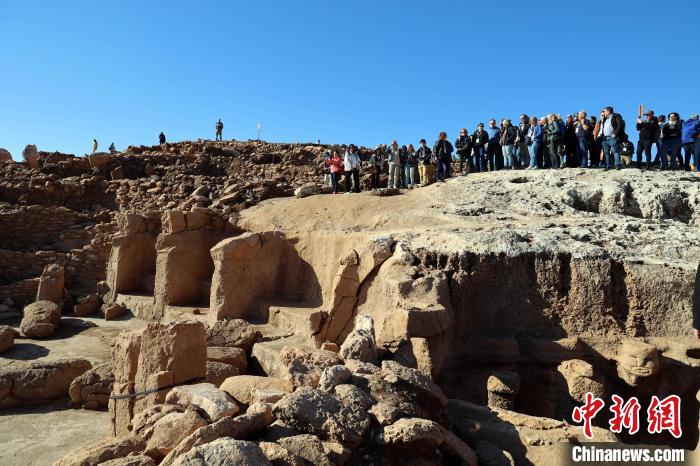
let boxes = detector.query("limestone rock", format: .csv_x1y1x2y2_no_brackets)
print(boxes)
74,293,100,317
170,438,271,466
205,319,257,352
339,329,377,364
379,417,446,450
294,183,321,198
144,410,208,459
52,436,145,466
258,441,306,466
272,387,370,446
36,263,64,303
317,365,351,392
0,325,18,352
69,363,114,409
103,303,128,320
0,357,91,407
205,361,240,386
220,375,292,405
99,455,156,466
278,434,333,466
20,300,61,338
333,384,375,410
165,383,239,422
161,403,274,465
131,404,184,440
380,360,448,410
0,148,12,162
206,346,247,373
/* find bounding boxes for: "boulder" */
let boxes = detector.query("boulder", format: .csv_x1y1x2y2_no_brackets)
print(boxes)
0,358,91,407
379,417,446,450
206,346,247,373
258,441,306,466
317,365,351,392
74,293,100,317
99,455,156,466
22,144,39,169
36,263,64,304
170,438,271,466
220,375,292,405
278,434,333,466
380,360,448,410
0,148,11,162
293,183,321,198
205,319,257,352
0,325,17,352
165,383,239,422
20,300,61,338
333,384,375,410
144,410,208,459
161,403,274,466
205,361,240,386
339,329,377,364
250,387,287,404
272,387,370,446
52,437,146,466
69,363,114,409
103,303,128,320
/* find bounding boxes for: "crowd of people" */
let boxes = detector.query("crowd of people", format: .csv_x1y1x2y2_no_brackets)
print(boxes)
324,108,700,193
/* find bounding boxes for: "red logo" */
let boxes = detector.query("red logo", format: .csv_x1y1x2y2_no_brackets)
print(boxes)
647,395,682,439
609,395,641,435
572,392,605,439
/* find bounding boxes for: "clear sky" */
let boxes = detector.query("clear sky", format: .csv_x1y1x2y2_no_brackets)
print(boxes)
1,1,698,159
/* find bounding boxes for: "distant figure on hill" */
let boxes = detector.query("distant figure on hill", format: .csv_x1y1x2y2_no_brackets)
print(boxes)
159,132,166,145
92,139,98,154
215,119,224,141
108,143,116,154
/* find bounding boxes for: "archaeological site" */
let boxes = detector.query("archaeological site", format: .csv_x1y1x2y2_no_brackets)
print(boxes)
1,140,699,465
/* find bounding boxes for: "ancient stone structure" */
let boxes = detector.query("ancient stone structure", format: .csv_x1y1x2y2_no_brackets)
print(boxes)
1,141,700,464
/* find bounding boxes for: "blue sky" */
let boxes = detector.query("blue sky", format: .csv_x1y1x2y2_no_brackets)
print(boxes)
1,1,698,159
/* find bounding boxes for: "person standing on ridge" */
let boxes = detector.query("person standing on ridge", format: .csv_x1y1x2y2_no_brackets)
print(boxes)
159,132,166,145
515,115,531,169
433,132,454,182
635,110,658,169
472,123,489,172
455,128,472,174
386,141,402,189
343,144,361,193
600,106,625,170
416,139,433,185
215,119,224,141
574,111,590,168
92,139,98,154
108,142,117,155
486,119,501,171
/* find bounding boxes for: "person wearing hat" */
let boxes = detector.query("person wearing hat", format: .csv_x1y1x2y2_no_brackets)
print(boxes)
455,128,472,174
635,110,658,169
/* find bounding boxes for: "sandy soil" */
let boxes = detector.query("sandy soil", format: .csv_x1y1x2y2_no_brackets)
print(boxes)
0,315,145,466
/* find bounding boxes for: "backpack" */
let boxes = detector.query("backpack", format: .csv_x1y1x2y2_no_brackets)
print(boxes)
682,118,699,143
619,140,634,156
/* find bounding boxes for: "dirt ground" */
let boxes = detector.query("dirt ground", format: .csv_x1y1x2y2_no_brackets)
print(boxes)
0,314,144,466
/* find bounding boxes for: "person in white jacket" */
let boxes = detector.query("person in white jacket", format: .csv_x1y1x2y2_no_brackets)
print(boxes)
386,140,401,189
343,144,362,193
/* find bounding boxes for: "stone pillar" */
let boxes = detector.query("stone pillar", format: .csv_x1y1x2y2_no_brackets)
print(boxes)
36,263,64,303
487,371,520,410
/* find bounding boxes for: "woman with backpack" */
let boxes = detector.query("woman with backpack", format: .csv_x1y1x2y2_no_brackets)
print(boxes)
433,132,454,182
405,144,419,189
545,114,561,169
326,150,343,194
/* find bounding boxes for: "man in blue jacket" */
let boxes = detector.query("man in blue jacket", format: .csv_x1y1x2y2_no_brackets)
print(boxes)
682,114,699,171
